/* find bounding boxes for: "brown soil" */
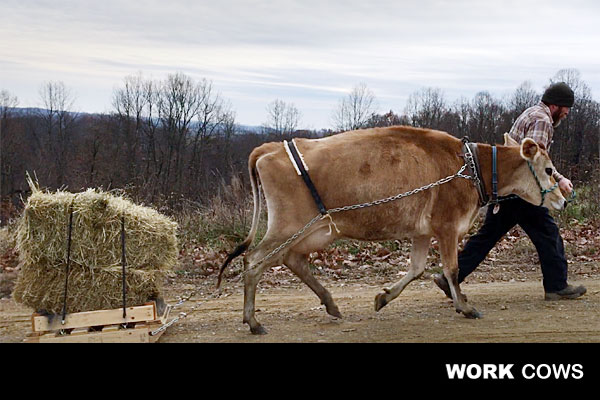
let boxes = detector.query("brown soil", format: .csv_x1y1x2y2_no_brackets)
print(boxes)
2,267,598,343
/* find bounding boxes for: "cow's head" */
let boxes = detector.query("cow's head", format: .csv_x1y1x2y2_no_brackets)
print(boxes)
503,133,566,210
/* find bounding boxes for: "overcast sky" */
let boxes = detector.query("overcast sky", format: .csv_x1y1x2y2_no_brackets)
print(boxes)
2,0,600,129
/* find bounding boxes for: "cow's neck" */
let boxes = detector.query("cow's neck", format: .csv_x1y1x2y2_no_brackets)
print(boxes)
475,143,523,199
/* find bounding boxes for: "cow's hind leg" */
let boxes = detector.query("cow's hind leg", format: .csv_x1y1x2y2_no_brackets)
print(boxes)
242,237,283,335
284,250,342,318
243,258,269,335
375,235,430,311
438,234,482,319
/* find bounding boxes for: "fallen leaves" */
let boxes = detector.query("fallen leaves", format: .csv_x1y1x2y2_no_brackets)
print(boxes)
1,218,599,295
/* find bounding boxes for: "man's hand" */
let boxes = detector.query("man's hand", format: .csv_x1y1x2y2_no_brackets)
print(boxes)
558,177,573,195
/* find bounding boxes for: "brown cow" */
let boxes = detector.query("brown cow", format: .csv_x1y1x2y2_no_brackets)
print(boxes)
218,126,566,334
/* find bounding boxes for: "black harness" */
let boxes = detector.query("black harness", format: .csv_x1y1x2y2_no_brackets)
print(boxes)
462,138,502,210
284,139,328,215
462,140,489,206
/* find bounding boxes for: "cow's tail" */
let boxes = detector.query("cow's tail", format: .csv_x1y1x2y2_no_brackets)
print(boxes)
217,154,262,289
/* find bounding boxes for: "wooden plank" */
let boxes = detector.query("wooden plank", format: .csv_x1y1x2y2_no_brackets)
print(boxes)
23,336,40,343
32,304,157,332
102,325,120,333
71,328,89,336
160,305,172,324
144,302,158,320
33,327,151,343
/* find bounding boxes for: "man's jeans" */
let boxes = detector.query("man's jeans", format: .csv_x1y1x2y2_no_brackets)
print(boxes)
457,197,568,293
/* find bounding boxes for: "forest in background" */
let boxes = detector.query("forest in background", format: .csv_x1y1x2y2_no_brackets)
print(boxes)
1,68,599,225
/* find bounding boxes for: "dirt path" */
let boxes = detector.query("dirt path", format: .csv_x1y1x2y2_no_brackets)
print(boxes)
3,275,598,343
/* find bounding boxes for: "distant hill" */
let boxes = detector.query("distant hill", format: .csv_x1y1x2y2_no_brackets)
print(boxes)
7,107,264,133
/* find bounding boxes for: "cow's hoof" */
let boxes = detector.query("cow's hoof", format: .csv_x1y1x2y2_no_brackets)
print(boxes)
463,308,483,319
374,293,388,312
250,325,268,335
326,304,343,319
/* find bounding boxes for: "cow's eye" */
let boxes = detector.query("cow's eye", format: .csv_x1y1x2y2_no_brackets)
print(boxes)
545,168,553,176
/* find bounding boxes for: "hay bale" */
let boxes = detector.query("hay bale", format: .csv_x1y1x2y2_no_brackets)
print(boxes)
12,260,164,314
16,186,178,271
12,179,178,313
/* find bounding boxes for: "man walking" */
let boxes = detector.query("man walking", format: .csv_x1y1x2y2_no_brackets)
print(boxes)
433,82,586,301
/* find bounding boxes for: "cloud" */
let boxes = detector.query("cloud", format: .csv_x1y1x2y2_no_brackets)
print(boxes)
2,0,600,127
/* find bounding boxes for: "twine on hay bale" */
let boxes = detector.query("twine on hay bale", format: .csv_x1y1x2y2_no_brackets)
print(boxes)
12,177,178,314
12,261,165,314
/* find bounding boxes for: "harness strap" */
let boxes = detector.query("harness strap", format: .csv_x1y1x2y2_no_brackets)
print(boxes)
491,146,498,204
463,138,512,210
463,141,488,206
284,139,328,215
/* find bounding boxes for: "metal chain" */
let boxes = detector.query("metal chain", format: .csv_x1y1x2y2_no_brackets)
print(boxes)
150,313,184,336
254,213,324,266
329,164,470,213
150,297,208,336
462,143,482,192
245,162,473,272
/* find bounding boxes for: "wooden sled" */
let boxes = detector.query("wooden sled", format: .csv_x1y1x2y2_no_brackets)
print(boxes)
23,301,172,343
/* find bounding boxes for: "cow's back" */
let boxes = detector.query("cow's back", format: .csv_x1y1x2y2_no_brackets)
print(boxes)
255,126,479,240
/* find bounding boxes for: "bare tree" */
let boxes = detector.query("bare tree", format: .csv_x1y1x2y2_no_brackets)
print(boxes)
37,81,78,187
141,77,162,195
332,82,377,131
112,72,149,183
467,91,506,144
157,72,201,194
404,87,447,129
365,110,409,128
0,90,18,225
549,68,597,170
0,90,18,117
264,99,301,135
449,96,471,138
190,79,237,193
220,108,237,159
507,81,539,118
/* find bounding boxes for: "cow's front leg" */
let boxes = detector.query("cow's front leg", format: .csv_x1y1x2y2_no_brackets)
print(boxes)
438,235,482,319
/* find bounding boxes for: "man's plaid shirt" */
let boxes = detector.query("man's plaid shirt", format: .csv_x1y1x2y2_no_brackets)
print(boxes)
508,101,565,181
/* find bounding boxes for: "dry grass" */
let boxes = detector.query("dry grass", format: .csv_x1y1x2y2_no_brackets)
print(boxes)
176,174,268,249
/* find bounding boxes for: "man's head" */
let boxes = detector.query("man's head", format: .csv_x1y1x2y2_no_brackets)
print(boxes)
542,82,574,127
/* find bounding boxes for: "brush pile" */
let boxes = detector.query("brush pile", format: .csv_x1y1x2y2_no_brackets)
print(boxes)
12,179,178,314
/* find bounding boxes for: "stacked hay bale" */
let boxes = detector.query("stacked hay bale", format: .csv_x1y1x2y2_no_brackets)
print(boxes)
12,182,178,314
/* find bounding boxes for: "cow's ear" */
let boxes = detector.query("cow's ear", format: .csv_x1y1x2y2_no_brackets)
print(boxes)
503,133,519,146
520,138,539,160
